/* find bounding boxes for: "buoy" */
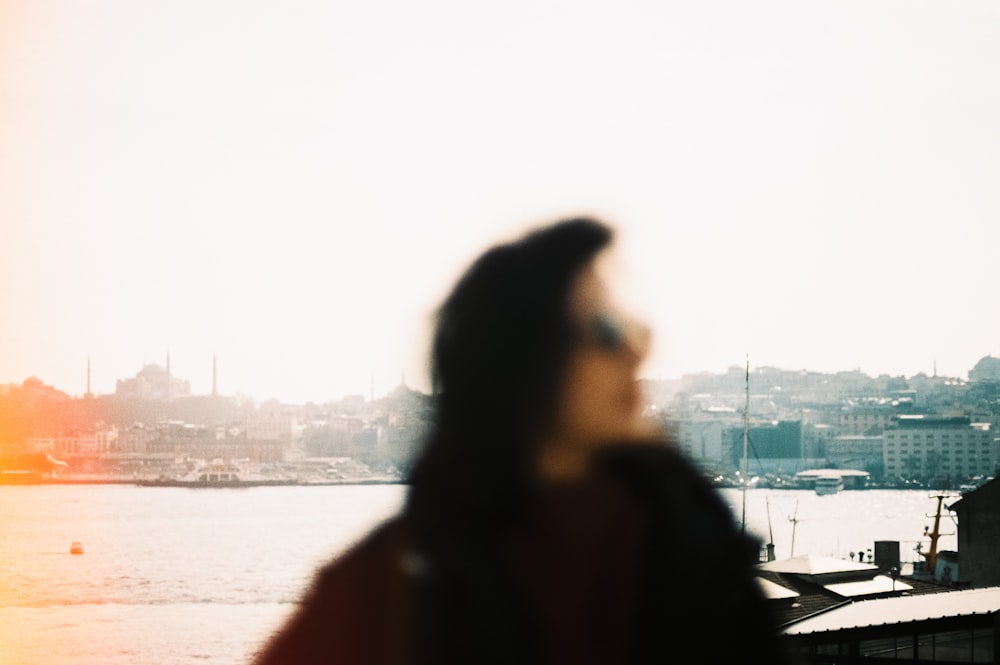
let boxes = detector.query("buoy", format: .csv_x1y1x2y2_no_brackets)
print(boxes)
70,541,84,555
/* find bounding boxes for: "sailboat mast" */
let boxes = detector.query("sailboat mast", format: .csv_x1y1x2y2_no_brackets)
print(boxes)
742,355,750,534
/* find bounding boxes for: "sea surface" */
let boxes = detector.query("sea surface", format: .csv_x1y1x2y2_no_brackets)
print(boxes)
0,484,959,665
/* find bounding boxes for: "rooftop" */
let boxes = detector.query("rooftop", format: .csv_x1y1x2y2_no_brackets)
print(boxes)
783,585,1000,636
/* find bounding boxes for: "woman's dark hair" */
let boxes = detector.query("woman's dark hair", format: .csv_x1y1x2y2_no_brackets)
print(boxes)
404,216,614,663
408,217,613,510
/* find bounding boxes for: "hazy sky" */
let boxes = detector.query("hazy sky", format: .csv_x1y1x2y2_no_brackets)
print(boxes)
3,0,999,403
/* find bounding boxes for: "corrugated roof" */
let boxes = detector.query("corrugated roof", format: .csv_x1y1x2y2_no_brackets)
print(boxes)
757,577,800,600
759,554,876,576
783,586,1000,636
823,574,912,597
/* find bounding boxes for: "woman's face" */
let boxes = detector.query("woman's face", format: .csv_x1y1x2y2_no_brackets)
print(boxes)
549,257,652,454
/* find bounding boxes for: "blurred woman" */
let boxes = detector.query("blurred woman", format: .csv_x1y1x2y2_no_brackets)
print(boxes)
252,217,791,665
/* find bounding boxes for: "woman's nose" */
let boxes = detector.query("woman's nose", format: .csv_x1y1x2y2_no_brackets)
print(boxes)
623,320,651,362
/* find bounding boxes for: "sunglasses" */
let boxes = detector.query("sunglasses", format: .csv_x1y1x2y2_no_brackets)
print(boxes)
577,311,650,353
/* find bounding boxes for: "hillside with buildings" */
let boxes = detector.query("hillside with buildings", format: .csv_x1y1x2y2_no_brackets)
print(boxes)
652,356,1000,489
2,355,1000,487
0,359,430,482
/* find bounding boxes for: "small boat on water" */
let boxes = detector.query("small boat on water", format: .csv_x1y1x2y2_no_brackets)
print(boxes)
136,460,300,488
813,474,844,495
793,468,870,492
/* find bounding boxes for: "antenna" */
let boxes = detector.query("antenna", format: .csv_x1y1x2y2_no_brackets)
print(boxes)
788,499,800,558
921,478,957,574
765,495,774,545
763,495,776,562
741,354,750,535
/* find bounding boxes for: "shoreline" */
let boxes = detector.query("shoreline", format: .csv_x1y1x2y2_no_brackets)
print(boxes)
0,475,406,487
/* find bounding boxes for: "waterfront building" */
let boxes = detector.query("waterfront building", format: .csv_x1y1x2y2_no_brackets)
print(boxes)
837,404,897,436
117,423,160,453
883,415,999,482
115,420,284,464
27,425,119,455
671,417,732,473
803,422,836,460
301,415,366,458
950,477,1000,588
725,419,807,475
825,435,884,475
244,405,299,447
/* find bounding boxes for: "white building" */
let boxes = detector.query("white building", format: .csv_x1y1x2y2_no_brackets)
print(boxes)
883,415,999,481
29,425,120,455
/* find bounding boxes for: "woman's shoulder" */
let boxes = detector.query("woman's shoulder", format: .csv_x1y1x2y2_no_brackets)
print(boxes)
312,515,416,586
590,438,758,548
251,515,418,665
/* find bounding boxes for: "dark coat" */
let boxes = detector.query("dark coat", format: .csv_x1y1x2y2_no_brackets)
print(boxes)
251,444,792,665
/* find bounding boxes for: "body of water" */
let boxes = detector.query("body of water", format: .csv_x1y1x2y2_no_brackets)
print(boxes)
0,484,959,664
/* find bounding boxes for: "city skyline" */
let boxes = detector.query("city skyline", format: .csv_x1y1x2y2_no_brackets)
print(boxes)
4,1,1000,404
7,350,999,405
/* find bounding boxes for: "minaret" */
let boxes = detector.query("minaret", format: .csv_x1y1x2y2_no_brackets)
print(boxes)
86,355,92,397
212,353,218,397
165,351,172,400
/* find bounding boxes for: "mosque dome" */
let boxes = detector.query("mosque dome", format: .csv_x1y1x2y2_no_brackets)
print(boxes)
969,355,1000,383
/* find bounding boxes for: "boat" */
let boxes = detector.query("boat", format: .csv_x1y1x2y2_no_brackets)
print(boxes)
793,468,870,491
136,471,300,488
135,460,300,488
814,474,844,495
